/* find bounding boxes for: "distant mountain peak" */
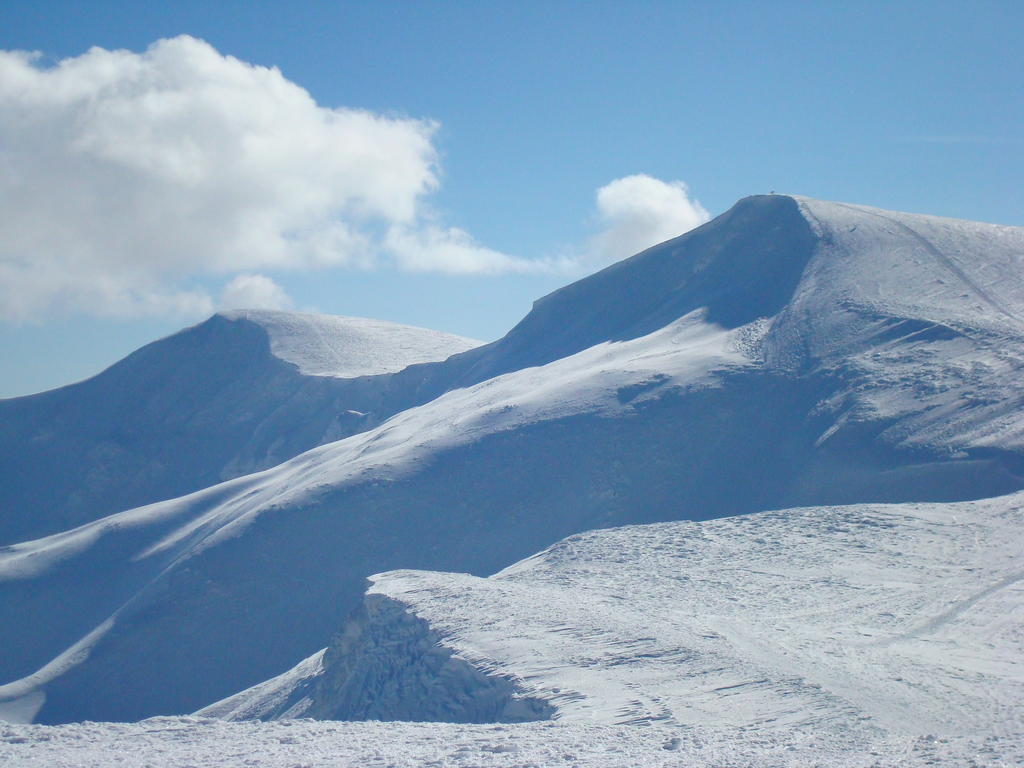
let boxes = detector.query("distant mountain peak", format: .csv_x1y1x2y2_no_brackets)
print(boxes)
0,308,480,543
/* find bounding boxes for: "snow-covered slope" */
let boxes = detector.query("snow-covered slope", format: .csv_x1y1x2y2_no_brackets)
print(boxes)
2,195,1023,725
219,309,480,378
199,494,1023,768
7,716,1018,768
774,197,1024,452
289,494,1023,739
0,311,478,542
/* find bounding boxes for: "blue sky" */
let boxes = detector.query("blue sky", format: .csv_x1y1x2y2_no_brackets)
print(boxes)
1,0,1021,397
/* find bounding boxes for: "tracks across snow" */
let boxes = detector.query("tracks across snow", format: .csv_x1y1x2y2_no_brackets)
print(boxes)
348,495,1024,739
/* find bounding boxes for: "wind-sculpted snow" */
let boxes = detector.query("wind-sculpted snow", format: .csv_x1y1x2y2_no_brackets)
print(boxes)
0,312,757,721
0,311,478,542
261,495,1024,743
195,593,555,724
219,309,480,378
2,195,1024,726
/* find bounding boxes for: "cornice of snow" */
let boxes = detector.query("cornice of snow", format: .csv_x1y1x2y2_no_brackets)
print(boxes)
327,493,1024,736
215,309,481,378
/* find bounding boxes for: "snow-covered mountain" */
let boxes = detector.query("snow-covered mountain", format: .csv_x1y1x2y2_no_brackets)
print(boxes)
0,310,479,543
1,195,1022,729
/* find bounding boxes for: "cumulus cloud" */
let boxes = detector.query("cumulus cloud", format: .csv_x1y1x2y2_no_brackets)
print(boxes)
219,274,292,311
587,175,710,266
386,225,552,275
0,36,533,321
0,37,713,322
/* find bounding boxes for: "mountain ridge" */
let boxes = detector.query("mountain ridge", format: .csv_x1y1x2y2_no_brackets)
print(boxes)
0,310,478,542
2,194,1023,724
215,309,481,378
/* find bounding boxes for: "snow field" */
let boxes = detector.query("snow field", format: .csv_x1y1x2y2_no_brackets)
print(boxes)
2,717,1020,768
220,309,480,378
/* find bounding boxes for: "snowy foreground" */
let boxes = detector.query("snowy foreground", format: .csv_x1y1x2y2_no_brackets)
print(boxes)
195,494,1023,768
3,717,1020,768
9,490,1024,767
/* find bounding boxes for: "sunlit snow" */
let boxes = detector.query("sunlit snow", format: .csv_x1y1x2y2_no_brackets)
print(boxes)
1,195,1022,766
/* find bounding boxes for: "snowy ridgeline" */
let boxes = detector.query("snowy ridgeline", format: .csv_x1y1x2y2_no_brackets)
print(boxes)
203,495,1024,743
0,310,479,543
1,194,1023,747
217,309,481,378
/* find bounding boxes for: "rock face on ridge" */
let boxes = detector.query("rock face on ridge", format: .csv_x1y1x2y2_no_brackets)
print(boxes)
2,194,1024,724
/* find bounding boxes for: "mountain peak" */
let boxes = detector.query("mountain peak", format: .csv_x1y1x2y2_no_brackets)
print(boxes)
214,309,480,378
0,308,480,543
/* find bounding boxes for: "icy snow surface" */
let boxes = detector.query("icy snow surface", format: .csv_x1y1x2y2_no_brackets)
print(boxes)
363,495,1024,737
219,309,480,377
2,717,1019,768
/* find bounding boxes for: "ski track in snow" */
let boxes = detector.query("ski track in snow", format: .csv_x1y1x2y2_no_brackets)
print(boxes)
880,568,1024,645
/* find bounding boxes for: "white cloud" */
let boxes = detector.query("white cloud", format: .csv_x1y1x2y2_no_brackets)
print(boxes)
219,274,292,311
587,175,710,266
0,36,538,322
385,224,551,275
0,38,713,322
